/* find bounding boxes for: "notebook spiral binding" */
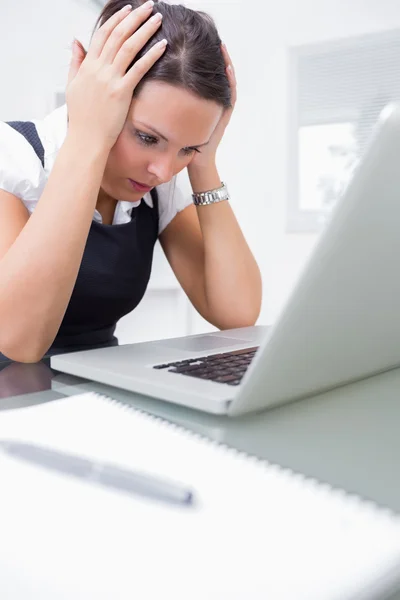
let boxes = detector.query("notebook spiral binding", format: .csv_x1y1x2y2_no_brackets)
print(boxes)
85,391,400,527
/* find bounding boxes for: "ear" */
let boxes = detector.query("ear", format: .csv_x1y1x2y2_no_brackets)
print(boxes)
67,39,87,86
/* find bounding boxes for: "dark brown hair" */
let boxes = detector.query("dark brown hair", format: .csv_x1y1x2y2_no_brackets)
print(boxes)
94,0,231,108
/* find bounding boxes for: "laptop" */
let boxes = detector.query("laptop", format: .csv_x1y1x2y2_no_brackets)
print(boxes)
51,104,400,416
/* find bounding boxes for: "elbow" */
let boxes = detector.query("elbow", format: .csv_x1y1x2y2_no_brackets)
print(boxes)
0,306,55,363
215,279,263,330
212,306,261,331
237,302,262,328
221,295,262,331
0,346,46,364
0,335,47,364
219,315,259,331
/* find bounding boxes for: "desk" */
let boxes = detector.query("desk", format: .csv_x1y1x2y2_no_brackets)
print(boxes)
1,359,400,599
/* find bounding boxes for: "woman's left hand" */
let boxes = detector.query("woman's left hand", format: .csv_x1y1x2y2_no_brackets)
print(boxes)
188,43,237,170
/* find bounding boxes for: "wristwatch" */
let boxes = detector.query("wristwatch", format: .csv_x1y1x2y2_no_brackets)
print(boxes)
192,182,230,206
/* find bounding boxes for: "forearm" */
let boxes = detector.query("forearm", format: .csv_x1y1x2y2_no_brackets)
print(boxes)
0,133,109,361
188,164,262,329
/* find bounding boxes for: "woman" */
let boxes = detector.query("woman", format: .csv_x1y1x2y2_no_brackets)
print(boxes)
0,0,262,363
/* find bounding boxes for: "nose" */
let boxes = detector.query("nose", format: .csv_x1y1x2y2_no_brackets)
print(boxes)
147,154,175,184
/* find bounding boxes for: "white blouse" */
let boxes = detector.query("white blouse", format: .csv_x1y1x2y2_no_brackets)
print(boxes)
0,104,192,234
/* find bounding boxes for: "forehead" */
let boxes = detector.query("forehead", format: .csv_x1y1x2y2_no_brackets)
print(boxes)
129,81,223,146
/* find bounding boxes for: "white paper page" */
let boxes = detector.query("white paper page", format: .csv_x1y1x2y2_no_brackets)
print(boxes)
0,393,399,600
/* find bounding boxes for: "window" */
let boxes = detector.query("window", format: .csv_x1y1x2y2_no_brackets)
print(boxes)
287,30,400,232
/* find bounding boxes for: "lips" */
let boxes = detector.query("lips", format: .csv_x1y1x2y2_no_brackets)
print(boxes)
128,179,153,193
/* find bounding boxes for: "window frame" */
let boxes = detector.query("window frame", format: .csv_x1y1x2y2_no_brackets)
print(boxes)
286,29,400,233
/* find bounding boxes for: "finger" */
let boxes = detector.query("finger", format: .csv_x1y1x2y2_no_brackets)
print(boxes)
67,39,87,86
87,4,137,61
226,64,237,104
221,43,236,77
123,38,167,89
221,44,237,106
99,2,156,65
113,13,164,75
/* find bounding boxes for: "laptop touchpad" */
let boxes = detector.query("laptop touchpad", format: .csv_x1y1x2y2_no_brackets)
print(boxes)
157,335,246,353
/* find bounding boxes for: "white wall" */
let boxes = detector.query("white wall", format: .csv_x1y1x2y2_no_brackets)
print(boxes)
0,0,95,120
1,0,400,340
185,0,400,323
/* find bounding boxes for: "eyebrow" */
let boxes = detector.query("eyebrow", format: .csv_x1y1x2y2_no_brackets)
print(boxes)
135,121,210,148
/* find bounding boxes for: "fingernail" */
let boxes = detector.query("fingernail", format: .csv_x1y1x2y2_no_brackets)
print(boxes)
121,4,133,12
150,12,162,22
144,0,155,8
157,39,168,47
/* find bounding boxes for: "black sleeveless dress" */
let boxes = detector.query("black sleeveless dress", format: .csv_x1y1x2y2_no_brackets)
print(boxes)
0,120,159,361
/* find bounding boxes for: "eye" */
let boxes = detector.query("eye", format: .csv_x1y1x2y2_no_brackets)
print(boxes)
181,147,201,157
136,131,158,146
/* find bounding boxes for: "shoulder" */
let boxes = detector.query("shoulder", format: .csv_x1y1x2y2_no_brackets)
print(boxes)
0,105,67,211
156,174,192,234
0,120,45,209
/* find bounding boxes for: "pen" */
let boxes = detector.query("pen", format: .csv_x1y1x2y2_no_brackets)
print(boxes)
0,440,194,506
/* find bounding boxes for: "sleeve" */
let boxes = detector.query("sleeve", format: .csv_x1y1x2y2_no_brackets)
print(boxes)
157,175,193,234
0,121,46,211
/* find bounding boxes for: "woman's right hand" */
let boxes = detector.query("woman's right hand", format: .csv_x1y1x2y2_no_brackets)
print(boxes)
66,1,166,152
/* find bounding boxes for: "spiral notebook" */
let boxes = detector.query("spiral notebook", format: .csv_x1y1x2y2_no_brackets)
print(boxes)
0,392,400,600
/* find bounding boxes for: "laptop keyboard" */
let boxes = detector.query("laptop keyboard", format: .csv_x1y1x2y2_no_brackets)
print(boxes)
153,346,259,386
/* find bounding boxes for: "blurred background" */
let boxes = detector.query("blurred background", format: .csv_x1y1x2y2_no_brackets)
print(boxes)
1,0,399,342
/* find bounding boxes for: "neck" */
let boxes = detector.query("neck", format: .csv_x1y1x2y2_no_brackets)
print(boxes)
96,189,118,226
